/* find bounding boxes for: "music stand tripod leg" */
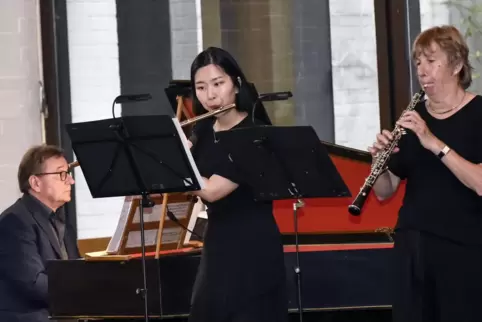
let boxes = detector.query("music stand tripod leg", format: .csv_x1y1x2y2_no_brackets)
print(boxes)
136,193,154,322
293,198,305,322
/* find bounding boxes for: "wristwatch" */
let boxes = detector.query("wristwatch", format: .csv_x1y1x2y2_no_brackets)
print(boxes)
437,145,451,159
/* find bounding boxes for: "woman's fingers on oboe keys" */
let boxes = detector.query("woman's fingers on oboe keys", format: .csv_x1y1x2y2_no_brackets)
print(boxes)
376,132,390,147
382,129,393,140
369,130,399,156
368,146,378,156
381,129,400,153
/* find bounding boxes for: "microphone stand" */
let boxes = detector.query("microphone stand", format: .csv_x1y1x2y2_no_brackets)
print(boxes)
112,124,153,322
112,93,152,119
251,91,293,124
292,196,305,322
111,93,153,322
257,138,305,322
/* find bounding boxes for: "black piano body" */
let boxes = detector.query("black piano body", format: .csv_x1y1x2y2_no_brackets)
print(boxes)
48,142,399,321
48,243,394,321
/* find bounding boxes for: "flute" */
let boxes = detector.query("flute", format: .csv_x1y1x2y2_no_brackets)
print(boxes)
68,103,237,169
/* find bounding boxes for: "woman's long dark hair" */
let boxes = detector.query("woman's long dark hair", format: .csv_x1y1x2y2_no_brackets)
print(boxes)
189,46,271,125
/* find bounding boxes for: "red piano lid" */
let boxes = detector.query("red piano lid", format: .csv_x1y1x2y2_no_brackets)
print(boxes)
273,145,403,235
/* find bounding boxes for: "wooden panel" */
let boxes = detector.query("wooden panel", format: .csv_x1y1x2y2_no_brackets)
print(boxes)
77,237,111,257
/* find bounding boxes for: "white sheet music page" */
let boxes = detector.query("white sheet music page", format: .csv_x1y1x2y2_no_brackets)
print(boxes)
172,118,205,190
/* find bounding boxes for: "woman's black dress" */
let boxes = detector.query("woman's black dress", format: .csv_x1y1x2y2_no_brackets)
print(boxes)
188,116,287,322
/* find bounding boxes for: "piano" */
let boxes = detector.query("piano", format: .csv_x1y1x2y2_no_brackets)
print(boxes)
48,141,402,321
48,82,403,321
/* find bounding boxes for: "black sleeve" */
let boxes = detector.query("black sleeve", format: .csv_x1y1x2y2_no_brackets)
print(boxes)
478,133,482,164
386,133,411,180
210,119,258,184
0,214,48,304
387,152,406,179
477,108,482,164
190,118,213,158
211,151,244,184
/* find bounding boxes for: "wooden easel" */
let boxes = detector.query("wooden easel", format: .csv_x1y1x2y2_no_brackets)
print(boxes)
152,95,198,257
84,95,202,261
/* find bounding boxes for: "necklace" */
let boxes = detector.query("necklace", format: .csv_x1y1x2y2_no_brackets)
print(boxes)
213,128,219,143
212,115,247,143
427,91,466,115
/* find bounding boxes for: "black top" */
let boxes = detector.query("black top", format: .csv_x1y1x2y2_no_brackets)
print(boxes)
388,95,482,245
190,115,286,314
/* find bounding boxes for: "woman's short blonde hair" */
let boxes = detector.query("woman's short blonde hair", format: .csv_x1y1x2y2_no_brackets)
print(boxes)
412,25,473,89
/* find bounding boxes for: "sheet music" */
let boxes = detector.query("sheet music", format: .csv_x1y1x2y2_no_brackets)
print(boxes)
132,205,162,223
105,195,195,254
159,227,183,244
167,202,190,220
130,201,191,223
125,229,158,248
125,227,183,248
172,117,205,190
106,196,134,254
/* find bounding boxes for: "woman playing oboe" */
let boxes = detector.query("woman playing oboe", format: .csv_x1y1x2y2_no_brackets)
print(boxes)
370,25,482,322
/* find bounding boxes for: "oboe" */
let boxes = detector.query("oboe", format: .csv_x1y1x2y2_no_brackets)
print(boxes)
348,89,425,216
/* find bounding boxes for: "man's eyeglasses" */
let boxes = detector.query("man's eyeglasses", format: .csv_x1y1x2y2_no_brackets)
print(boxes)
34,170,72,181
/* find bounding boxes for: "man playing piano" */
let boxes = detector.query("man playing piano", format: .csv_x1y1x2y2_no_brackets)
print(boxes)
0,145,80,322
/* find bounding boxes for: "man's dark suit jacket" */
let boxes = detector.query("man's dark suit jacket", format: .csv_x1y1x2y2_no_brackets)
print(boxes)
0,194,80,322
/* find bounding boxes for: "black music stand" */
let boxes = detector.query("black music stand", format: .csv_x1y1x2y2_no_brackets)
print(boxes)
216,125,350,322
65,114,204,322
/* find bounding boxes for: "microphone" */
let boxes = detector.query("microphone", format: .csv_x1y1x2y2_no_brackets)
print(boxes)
166,210,203,240
112,93,152,118
258,91,293,102
114,93,152,104
252,91,293,124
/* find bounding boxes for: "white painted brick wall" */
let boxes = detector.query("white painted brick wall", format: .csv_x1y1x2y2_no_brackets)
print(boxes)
0,0,43,212
329,0,455,151
169,0,202,79
66,0,124,239
66,0,204,240
64,0,460,239
329,0,380,151
420,0,450,31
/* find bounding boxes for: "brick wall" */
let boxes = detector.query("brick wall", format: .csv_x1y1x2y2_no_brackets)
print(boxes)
60,0,477,239
213,0,380,149
66,0,124,239
0,0,43,211
66,0,200,239
329,0,380,149
169,0,201,80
